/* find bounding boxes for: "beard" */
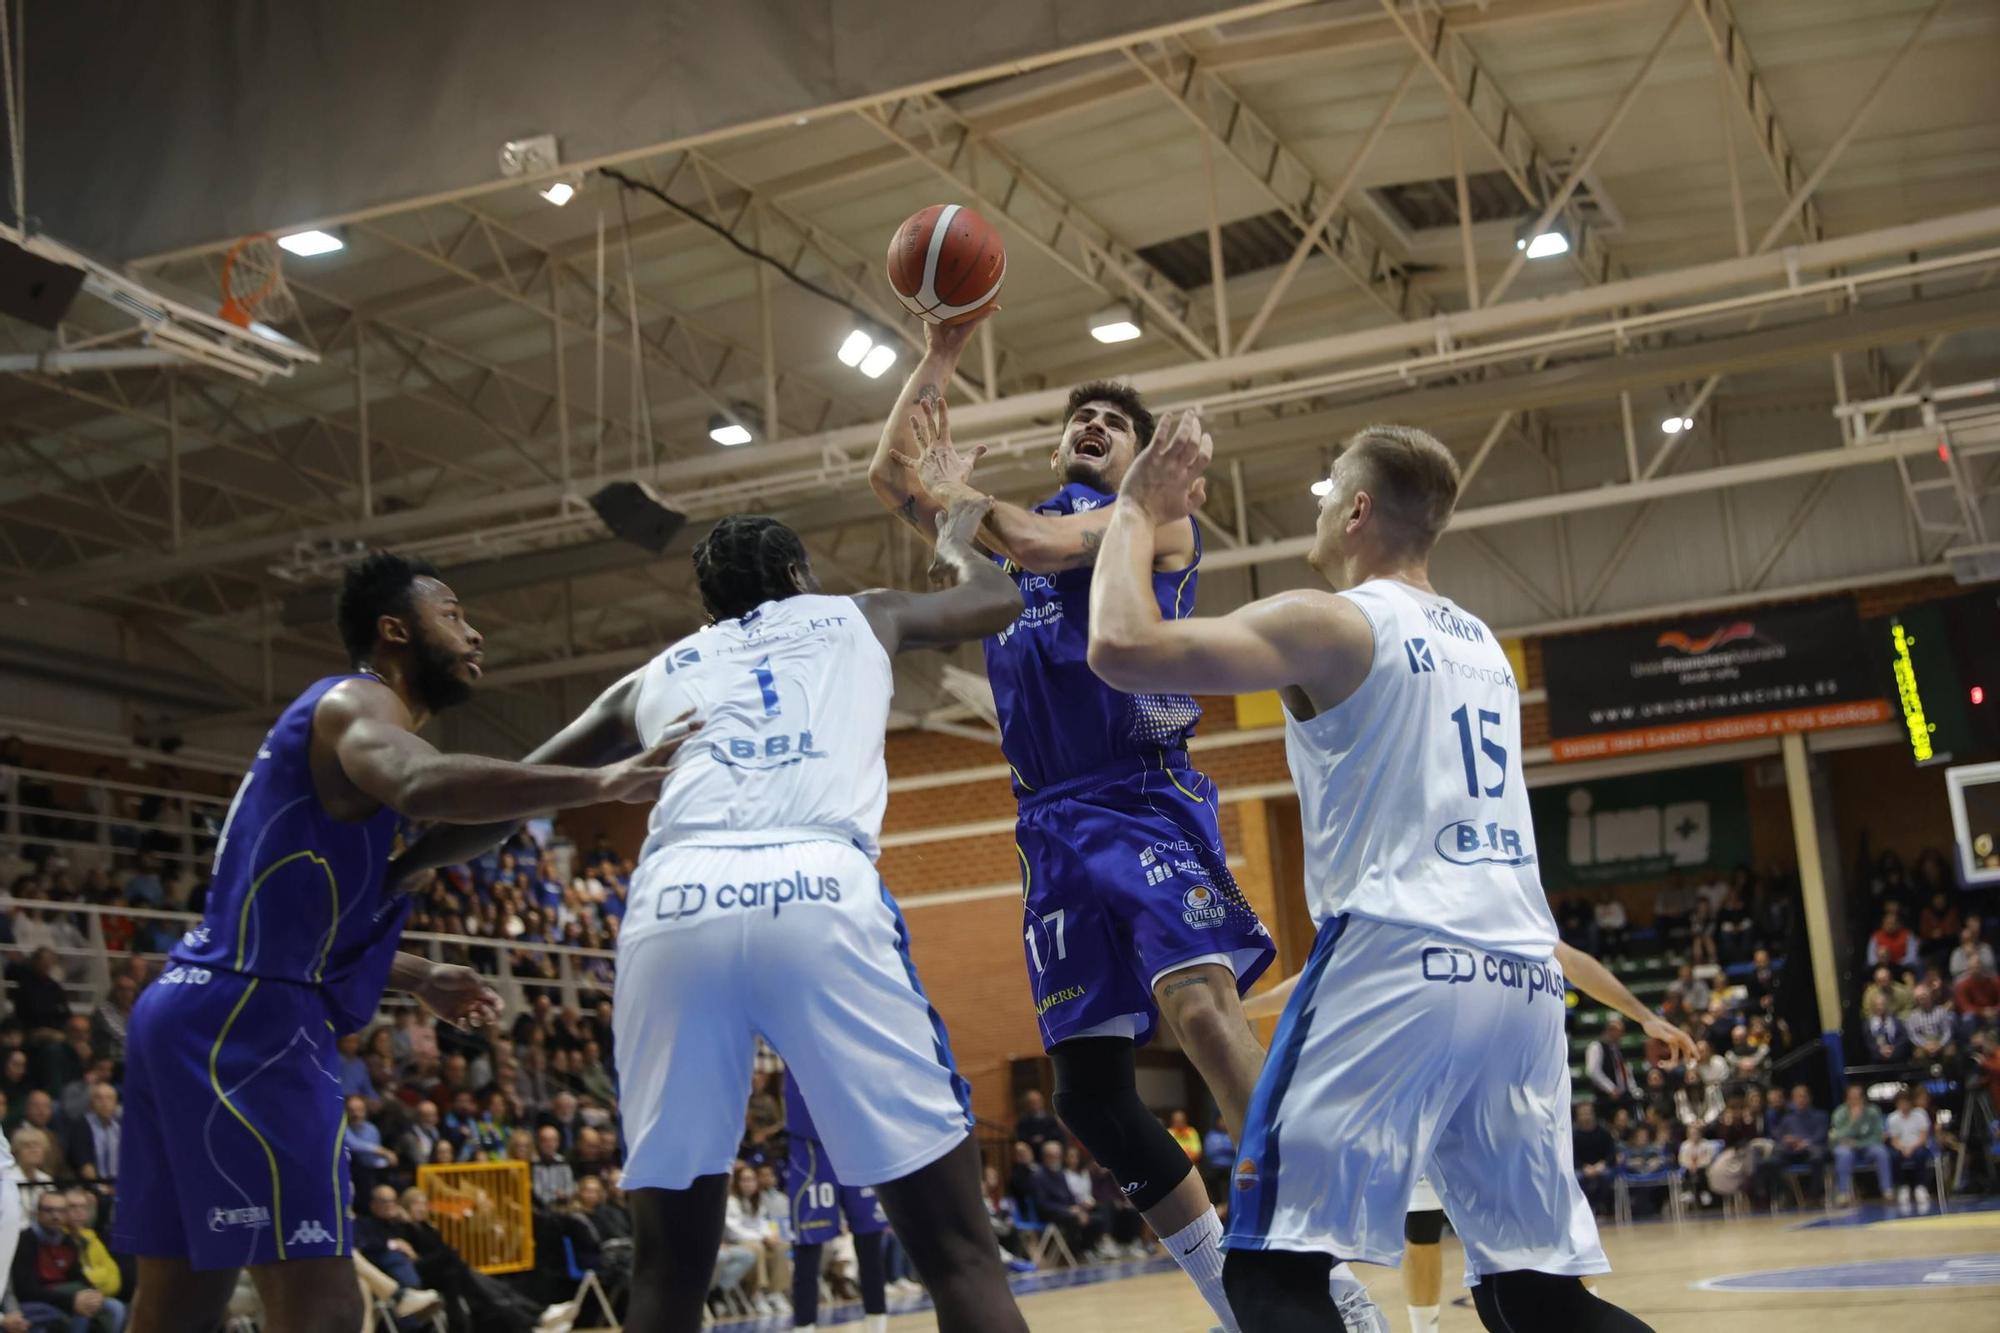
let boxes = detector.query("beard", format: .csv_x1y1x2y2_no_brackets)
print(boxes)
410,628,474,713
1061,453,1116,489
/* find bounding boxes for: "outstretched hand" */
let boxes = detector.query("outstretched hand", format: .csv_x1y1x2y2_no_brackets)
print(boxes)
930,494,996,587
597,712,700,804
1643,1014,1700,1065
1117,408,1212,524
889,393,987,500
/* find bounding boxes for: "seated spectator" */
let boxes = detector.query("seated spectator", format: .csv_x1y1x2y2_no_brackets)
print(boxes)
1863,992,1909,1065
1863,965,1915,1020
1087,1152,1146,1256
11,1126,57,1208
63,1189,120,1304
1165,1109,1201,1165
529,1125,576,1211
1829,1085,1891,1205
1688,898,1719,967
343,1095,397,1194
1761,1085,1828,1202
1744,949,1780,1004
352,1186,453,1328
570,1125,613,1184
1616,1125,1669,1218
1918,891,1963,966
61,1082,122,1186
1715,885,1758,964
1907,983,1960,1065
89,976,137,1068
575,1041,616,1107
1954,953,2000,1025
1949,923,1996,983
9,949,70,1039
1013,1090,1064,1155
37,1014,97,1097
1201,1116,1237,1205
1867,904,1917,969
0,1048,31,1119
1708,1094,1764,1205
1670,963,1710,1017
1678,1131,1721,1207
721,1162,790,1317
58,1057,115,1125
12,1191,125,1332
1674,1064,1722,1129
1653,878,1695,943
1006,1140,1037,1212
982,1163,1032,1264
1028,1139,1104,1259
1594,896,1629,960
1884,1088,1934,1211
1571,1103,1617,1215
583,1168,634,1246
398,1099,444,1170
1726,1024,1769,1081
1761,1086,1787,1139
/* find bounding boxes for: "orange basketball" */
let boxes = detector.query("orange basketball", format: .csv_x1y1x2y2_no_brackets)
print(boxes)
887,204,1005,325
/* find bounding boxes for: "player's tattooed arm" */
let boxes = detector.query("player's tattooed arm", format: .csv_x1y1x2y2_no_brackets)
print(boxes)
856,495,1023,653
871,308,995,539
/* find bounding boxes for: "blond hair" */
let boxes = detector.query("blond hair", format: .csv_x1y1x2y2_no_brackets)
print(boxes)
1338,424,1460,550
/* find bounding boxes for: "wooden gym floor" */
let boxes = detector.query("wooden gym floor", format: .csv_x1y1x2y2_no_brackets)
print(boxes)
817,1200,2000,1332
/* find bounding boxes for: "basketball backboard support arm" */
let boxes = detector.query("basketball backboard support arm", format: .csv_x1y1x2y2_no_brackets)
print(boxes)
0,221,317,383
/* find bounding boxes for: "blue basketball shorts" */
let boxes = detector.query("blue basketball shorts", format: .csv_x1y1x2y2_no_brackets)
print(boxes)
1014,756,1274,1048
1224,914,1608,1282
112,968,355,1271
788,1135,888,1243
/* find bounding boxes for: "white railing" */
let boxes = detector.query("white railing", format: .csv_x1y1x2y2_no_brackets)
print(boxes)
0,896,616,1023
1,763,232,871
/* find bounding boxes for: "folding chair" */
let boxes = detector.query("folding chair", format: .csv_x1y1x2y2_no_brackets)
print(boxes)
1612,1168,1682,1225
1015,1198,1077,1268
561,1235,621,1332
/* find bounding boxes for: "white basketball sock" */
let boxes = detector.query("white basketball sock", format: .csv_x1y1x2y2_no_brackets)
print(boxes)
1160,1207,1238,1333
865,1317,888,1333
1408,1304,1441,1333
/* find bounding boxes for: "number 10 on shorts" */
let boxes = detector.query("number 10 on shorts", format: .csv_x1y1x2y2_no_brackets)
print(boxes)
1025,909,1067,972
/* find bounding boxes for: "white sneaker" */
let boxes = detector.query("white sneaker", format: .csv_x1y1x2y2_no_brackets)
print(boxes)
1915,1184,1932,1208
771,1293,793,1315
753,1294,775,1315
1329,1270,1391,1333
1897,1185,1913,1211
539,1302,580,1327
393,1288,444,1320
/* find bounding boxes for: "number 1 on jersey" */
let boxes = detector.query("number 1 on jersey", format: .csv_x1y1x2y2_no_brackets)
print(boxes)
1450,705,1507,798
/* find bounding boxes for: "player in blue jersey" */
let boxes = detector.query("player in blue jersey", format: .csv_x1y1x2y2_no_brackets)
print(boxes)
1088,416,1654,1333
783,1071,890,1333
870,312,1279,1331
116,552,690,1333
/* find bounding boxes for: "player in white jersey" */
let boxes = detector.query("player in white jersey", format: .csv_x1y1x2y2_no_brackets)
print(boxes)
399,498,1029,1333
1087,415,1655,1332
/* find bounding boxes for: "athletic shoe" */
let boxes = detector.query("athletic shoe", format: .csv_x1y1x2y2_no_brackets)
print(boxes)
1915,1184,1932,1208
539,1301,579,1326
393,1288,444,1319
1332,1279,1391,1333
1005,1256,1036,1274
753,1294,775,1315
1897,1186,1913,1211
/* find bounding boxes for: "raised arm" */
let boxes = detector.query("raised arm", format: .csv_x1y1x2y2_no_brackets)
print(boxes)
1086,409,1372,704
854,496,1023,654
318,677,685,824
869,312,995,538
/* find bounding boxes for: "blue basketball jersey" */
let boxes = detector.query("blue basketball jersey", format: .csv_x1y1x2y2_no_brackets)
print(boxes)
172,674,412,1033
981,482,1203,791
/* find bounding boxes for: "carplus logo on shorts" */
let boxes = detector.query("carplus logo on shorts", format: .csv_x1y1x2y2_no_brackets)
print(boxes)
654,874,843,921
208,1204,270,1232
1181,883,1225,930
1419,945,1564,1003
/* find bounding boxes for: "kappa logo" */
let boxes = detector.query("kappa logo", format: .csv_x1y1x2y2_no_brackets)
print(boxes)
1404,638,1436,673
1072,497,1101,513
1181,883,1226,930
208,1204,270,1233
288,1219,337,1247
181,925,211,950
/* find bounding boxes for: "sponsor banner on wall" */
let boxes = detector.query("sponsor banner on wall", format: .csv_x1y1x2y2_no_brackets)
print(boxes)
1529,762,1752,888
1542,600,1890,762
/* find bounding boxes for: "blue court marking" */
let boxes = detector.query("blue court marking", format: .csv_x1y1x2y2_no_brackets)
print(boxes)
1696,1252,2000,1292
711,1255,1179,1328
1794,1195,2000,1230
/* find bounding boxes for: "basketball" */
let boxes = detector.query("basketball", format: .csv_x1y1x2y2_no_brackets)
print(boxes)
887,203,1005,324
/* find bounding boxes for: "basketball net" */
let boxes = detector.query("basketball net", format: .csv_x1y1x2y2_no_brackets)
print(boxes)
217,233,299,330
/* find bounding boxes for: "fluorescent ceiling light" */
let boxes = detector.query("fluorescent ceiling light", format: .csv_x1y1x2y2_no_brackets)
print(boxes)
1310,478,1334,497
858,344,899,379
1516,230,1570,259
1089,302,1142,344
1661,416,1693,434
837,330,873,367
540,180,577,207
709,420,753,447
277,230,343,257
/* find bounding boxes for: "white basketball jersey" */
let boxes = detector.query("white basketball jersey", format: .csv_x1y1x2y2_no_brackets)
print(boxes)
631,594,892,860
1284,579,1558,957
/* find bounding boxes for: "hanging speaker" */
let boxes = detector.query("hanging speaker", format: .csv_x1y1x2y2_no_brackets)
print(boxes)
0,238,84,331
590,480,686,555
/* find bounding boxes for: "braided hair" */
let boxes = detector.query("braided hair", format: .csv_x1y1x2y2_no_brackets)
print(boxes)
691,515,813,622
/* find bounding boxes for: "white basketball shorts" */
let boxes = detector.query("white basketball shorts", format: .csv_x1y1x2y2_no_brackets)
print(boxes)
615,838,973,1191
1224,913,1608,1281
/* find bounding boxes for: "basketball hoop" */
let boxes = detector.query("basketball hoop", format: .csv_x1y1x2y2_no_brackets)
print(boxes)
217,233,298,330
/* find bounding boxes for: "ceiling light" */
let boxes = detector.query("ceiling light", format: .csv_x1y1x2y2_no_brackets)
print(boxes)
1661,415,1693,434
539,179,577,207
859,344,899,379
1311,478,1334,498
276,229,343,257
837,329,873,367
1516,230,1570,259
1089,302,1142,344
708,413,753,447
